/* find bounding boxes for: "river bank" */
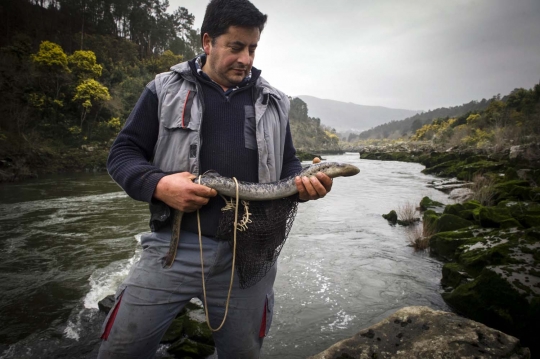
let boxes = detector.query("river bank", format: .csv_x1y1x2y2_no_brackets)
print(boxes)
0,141,110,183
363,142,540,356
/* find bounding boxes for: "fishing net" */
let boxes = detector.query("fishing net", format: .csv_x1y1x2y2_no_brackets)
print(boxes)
215,195,299,289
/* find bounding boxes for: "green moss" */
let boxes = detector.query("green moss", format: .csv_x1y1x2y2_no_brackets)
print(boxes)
473,206,513,228
161,318,184,344
167,338,215,358
463,200,482,210
429,230,477,261
442,267,530,333
382,210,398,224
361,152,417,162
505,167,520,181
419,196,444,211
437,214,474,232
523,215,540,228
441,262,472,288
443,203,465,216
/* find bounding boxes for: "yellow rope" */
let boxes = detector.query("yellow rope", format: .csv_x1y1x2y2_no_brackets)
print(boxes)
198,176,238,332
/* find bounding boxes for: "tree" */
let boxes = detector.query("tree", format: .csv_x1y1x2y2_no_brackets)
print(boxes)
68,50,103,79
72,78,110,127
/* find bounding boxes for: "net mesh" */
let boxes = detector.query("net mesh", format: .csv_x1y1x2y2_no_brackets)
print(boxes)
215,195,299,289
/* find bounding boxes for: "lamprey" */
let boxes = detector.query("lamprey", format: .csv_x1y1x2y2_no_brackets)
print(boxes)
163,162,360,267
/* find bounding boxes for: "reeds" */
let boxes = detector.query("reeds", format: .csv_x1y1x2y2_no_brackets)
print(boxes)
406,220,437,251
469,174,497,206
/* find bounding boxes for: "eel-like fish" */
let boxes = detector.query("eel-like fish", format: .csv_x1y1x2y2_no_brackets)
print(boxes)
164,162,360,267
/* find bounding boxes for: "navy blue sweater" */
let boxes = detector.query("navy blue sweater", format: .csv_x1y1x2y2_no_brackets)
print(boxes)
107,60,302,235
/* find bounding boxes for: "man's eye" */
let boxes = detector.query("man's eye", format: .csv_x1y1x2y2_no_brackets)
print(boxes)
231,47,241,52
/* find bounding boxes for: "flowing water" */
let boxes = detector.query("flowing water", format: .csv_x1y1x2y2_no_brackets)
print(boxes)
0,153,451,358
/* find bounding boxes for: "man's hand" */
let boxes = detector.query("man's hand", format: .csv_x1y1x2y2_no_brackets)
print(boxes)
295,172,333,201
154,172,217,212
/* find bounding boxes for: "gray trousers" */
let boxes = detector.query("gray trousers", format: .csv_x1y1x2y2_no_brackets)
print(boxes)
97,229,276,359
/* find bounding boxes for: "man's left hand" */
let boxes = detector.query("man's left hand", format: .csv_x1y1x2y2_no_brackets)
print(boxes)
295,172,333,201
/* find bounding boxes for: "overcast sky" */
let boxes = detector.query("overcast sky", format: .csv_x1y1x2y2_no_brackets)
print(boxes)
169,0,540,111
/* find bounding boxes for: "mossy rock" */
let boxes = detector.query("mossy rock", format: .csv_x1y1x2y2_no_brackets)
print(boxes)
182,310,214,346
443,203,465,217
492,180,531,202
422,209,440,229
429,230,477,261
458,160,505,180
442,265,540,350
437,214,474,233
523,215,540,228
463,200,482,210
419,196,444,211
473,206,513,228
457,236,515,275
419,151,460,168
441,262,472,289
421,159,460,177
161,318,184,344
382,210,398,225
505,167,520,181
500,218,524,229
296,150,322,161
361,152,417,162
167,338,215,358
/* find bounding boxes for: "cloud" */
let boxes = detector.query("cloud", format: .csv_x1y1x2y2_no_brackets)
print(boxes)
169,0,540,110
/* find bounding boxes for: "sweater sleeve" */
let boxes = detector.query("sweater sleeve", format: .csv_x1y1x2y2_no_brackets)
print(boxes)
280,121,303,179
107,82,166,203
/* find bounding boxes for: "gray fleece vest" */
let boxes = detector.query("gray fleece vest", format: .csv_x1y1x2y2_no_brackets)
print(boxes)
152,61,290,183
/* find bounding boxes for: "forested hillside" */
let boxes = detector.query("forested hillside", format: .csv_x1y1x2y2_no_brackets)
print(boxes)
0,0,336,180
353,98,493,141
288,97,341,153
0,0,202,180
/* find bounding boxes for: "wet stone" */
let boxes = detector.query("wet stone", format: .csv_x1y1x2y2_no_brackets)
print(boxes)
308,306,530,359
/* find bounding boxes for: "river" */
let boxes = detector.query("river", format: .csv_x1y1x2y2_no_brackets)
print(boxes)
0,153,451,358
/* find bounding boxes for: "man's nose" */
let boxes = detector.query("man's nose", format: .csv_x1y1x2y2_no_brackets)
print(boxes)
238,48,252,65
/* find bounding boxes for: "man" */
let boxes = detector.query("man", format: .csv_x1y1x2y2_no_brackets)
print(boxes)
98,0,332,358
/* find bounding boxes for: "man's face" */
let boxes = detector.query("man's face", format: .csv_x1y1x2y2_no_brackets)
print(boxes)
202,26,260,90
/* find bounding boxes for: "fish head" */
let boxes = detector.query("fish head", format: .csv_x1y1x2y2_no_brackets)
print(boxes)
304,162,360,178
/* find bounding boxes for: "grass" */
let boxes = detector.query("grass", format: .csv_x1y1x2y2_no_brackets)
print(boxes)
406,220,437,251
469,174,497,206
397,201,418,225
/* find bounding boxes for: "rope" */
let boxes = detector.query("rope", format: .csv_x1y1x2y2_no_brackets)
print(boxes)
198,176,238,332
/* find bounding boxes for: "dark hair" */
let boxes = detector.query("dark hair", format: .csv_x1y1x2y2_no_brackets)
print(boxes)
201,0,268,43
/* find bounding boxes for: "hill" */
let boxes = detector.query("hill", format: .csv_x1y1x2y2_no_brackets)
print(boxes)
298,95,418,132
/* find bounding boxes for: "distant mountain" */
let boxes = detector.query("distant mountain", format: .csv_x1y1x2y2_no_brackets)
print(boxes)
298,95,419,132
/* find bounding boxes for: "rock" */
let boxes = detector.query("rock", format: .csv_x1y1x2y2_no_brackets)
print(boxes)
437,214,474,232
448,187,473,202
429,229,479,261
473,206,514,228
509,145,523,160
382,210,398,225
308,306,530,359
419,196,444,211
97,294,115,314
167,338,215,358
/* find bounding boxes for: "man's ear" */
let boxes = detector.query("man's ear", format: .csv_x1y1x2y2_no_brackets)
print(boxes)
202,33,212,55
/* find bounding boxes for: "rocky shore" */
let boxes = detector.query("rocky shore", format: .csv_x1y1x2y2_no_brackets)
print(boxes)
370,142,540,356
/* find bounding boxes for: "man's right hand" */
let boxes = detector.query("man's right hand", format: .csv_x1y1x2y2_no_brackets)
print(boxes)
153,172,217,212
